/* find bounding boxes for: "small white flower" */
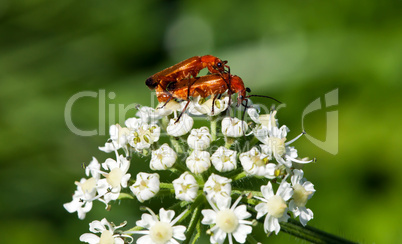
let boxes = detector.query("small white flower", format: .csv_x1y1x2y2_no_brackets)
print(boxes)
99,124,130,155
204,173,232,203
80,218,131,244
172,172,199,202
260,127,312,168
239,147,276,178
259,125,289,166
222,117,248,138
255,181,293,235
186,150,211,174
96,155,131,204
150,143,177,170
250,110,278,139
197,94,231,116
187,126,212,150
136,106,171,124
64,158,101,219
64,177,97,220
126,118,160,150
130,172,160,202
202,94,231,116
158,100,181,113
125,117,142,129
201,196,253,244
180,97,204,116
129,208,187,244
166,113,194,137
289,169,315,226
211,147,237,172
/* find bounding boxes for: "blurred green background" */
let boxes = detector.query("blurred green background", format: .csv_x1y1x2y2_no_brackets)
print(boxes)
1,0,401,243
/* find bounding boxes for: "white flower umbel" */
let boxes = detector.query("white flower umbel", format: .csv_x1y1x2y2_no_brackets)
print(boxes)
289,169,315,226
255,181,293,235
211,146,237,172
222,117,248,138
64,157,102,219
187,126,212,150
80,218,131,244
150,143,177,170
99,124,130,155
126,118,160,150
129,208,187,244
96,155,131,204
203,173,232,203
172,172,199,202
201,196,253,244
239,147,276,179
186,150,211,174
166,112,194,137
130,172,160,202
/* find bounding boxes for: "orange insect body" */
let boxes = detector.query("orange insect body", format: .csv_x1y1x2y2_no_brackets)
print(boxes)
145,55,228,90
157,73,246,106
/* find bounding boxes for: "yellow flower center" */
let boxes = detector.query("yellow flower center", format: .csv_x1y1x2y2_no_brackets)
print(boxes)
213,183,222,192
149,221,173,244
293,184,312,207
106,168,123,188
267,195,287,218
79,177,96,194
216,209,239,233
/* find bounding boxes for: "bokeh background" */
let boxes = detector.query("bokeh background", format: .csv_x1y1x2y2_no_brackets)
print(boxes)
1,0,401,243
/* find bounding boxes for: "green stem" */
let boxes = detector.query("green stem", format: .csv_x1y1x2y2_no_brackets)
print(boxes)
159,182,174,189
249,136,260,147
170,137,183,154
191,220,202,244
232,171,249,181
280,219,358,244
173,162,187,174
155,188,175,197
210,116,217,141
183,196,204,244
224,136,235,148
231,189,262,205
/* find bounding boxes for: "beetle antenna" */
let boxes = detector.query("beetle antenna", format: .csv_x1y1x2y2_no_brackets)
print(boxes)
246,94,281,104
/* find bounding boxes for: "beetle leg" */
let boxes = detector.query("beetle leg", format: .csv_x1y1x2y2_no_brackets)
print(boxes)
157,93,173,109
211,93,220,115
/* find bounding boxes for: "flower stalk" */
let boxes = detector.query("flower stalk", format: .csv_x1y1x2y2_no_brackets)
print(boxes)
280,219,358,244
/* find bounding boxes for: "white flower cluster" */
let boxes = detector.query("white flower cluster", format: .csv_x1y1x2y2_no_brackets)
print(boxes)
65,98,316,244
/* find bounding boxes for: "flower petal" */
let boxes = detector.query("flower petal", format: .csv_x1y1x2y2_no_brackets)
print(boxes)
172,225,186,241
201,209,217,225
79,233,100,244
159,208,175,223
233,224,252,243
234,205,251,220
